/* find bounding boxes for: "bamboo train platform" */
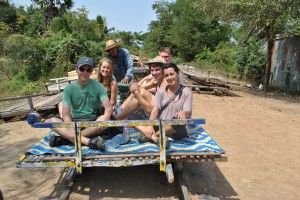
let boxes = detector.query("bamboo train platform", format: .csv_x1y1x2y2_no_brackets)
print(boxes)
16,118,227,199
17,119,226,174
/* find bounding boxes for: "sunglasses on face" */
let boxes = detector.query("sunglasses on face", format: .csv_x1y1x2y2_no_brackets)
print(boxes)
78,67,93,73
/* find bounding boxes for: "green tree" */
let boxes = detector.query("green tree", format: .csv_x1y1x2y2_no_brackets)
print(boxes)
167,0,231,61
48,15,71,33
236,39,265,81
0,22,12,55
15,6,29,34
143,1,174,55
3,34,45,81
195,42,239,74
63,8,103,41
209,0,300,88
96,15,108,39
47,8,105,41
144,0,231,61
24,7,46,36
32,0,73,24
0,1,17,28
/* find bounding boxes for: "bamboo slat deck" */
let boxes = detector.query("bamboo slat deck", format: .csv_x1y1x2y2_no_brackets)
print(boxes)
17,152,227,168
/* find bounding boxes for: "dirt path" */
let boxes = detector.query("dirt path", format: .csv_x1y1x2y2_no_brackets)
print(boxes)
0,91,299,199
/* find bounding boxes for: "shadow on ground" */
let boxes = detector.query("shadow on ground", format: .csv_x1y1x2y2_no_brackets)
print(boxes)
42,162,237,199
73,165,179,199
184,162,238,199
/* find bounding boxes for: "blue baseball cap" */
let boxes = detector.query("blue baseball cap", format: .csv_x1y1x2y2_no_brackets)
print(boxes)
76,56,94,69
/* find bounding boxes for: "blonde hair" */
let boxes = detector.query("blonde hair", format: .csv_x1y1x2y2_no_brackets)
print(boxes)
97,58,114,90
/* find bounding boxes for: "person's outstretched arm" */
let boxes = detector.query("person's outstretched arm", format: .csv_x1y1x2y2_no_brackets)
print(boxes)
102,100,113,121
175,88,193,119
110,82,118,107
62,105,72,122
121,49,134,83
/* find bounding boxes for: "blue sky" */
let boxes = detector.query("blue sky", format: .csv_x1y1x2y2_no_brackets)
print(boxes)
11,0,168,33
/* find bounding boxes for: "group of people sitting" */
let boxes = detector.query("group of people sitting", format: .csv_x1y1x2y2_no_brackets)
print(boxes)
46,39,193,151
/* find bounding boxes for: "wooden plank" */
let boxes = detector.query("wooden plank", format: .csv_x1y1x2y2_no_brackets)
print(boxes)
46,81,71,93
0,93,62,118
0,93,45,102
33,118,206,128
182,70,231,89
34,93,62,109
184,84,225,90
49,77,69,82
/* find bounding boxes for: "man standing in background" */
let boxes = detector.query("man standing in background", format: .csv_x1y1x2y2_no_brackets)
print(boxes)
159,47,172,63
106,39,134,83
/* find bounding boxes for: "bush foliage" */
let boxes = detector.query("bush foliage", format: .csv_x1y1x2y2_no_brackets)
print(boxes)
195,42,239,74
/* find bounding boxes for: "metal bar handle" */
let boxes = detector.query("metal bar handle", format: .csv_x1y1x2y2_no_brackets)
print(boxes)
33,118,206,128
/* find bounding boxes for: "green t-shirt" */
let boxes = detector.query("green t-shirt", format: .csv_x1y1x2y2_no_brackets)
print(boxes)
63,79,108,119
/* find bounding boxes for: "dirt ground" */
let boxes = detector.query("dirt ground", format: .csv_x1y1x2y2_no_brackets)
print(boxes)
0,90,299,200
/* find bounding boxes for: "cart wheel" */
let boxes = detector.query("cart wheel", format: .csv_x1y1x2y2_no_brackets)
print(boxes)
173,161,184,174
65,167,77,182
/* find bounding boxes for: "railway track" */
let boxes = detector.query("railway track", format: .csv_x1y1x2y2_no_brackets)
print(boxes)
38,154,227,200
56,163,193,200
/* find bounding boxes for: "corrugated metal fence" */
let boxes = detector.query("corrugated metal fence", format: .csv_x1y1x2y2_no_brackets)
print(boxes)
270,36,300,92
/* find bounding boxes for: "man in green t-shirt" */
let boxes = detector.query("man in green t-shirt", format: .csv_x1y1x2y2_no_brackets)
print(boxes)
46,56,114,150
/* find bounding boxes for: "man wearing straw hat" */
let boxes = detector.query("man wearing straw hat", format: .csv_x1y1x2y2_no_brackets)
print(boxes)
106,39,134,83
114,56,168,120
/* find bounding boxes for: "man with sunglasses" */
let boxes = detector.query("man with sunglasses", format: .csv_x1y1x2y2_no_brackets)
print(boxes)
47,56,116,150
